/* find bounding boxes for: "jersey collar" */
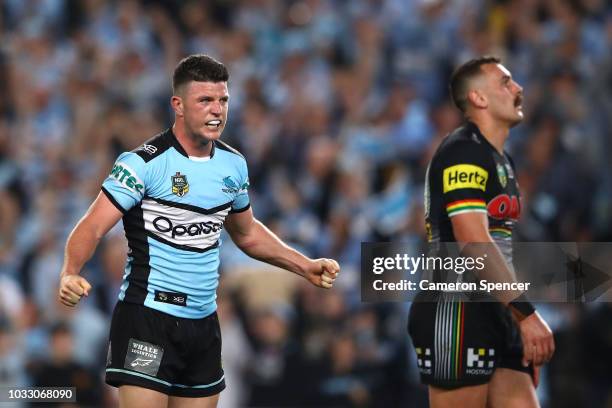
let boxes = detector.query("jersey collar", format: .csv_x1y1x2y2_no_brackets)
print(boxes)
465,121,501,155
167,128,216,159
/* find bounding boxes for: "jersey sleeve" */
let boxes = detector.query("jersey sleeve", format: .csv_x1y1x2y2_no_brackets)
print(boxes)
101,152,147,213
437,141,491,217
230,158,251,213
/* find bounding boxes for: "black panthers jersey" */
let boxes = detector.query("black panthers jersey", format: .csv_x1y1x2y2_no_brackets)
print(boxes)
424,122,521,262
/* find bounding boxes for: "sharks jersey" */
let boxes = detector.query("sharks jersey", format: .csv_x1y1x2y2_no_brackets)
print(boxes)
101,128,250,319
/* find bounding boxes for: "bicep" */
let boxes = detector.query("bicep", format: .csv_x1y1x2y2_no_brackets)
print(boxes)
79,192,124,239
224,207,255,240
450,211,491,243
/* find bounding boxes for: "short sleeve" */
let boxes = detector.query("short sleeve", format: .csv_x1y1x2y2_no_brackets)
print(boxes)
437,142,491,217
101,152,147,213
230,158,250,213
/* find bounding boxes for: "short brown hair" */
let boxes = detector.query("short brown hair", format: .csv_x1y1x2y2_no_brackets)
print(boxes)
172,54,229,94
449,56,501,113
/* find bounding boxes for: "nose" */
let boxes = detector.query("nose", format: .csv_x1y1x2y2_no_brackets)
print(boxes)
210,101,222,115
513,81,523,94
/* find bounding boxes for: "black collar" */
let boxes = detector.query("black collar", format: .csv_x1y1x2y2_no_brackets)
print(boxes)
167,127,216,159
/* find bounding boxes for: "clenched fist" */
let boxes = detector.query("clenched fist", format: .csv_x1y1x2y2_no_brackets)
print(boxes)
304,258,340,289
59,274,92,307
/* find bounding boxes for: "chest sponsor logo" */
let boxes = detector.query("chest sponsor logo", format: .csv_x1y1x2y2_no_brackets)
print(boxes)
496,163,507,188
124,338,163,376
443,164,488,193
109,162,144,193
152,216,223,238
222,176,249,195
141,200,229,249
172,172,189,197
488,194,521,220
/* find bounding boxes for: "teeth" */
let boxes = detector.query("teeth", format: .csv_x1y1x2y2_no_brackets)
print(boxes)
206,120,221,126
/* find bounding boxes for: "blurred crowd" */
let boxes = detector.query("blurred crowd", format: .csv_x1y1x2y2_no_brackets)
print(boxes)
0,0,611,406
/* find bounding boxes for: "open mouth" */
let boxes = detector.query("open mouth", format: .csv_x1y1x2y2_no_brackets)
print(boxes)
514,96,523,108
205,119,222,129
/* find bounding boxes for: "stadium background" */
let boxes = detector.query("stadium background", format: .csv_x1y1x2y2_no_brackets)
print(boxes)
0,0,610,406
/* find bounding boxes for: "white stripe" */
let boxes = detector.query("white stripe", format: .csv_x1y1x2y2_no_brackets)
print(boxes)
141,199,229,249
444,301,450,380
447,301,453,379
448,208,488,217
434,301,441,378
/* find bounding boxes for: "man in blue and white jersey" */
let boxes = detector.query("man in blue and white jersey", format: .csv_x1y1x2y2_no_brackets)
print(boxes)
58,54,339,408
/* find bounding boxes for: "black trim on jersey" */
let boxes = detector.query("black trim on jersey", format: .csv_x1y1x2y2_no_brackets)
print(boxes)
122,204,152,304
167,128,190,158
214,140,245,159
102,187,127,214
133,129,174,162
229,203,251,214
147,197,233,215
133,128,209,161
145,231,221,253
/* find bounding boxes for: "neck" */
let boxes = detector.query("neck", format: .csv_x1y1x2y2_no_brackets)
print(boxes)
172,121,213,157
467,115,509,154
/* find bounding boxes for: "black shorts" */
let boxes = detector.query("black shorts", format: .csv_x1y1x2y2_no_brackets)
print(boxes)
408,292,532,388
105,301,225,397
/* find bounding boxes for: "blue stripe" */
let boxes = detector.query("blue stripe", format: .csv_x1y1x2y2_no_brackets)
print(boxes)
106,368,224,389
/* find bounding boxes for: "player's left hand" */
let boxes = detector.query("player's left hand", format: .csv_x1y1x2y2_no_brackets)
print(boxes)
305,258,340,289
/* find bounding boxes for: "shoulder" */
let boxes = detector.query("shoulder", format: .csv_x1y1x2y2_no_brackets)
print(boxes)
214,140,247,167
214,140,245,159
131,129,175,163
435,126,492,165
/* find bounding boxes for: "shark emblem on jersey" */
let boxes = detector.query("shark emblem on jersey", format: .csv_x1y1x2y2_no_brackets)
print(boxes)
222,176,249,195
171,172,189,197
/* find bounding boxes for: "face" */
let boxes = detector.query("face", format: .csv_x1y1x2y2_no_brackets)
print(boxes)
173,81,229,143
476,63,524,127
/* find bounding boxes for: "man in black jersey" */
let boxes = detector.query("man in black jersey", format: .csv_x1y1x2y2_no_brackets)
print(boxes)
408,56,554,407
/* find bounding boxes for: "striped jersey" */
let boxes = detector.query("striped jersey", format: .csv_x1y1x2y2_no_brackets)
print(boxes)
101,128,250,319
424,121,521,263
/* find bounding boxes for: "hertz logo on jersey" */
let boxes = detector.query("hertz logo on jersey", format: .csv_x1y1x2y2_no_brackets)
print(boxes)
443,164,488,193
109,162,144,193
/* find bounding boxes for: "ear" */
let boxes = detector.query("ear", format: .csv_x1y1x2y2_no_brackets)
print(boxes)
171,95,184,117
467,89,487,109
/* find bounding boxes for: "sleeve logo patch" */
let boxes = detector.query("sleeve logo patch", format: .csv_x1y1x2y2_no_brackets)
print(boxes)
443,164,488,193
109,162,144,193
222,176,249,195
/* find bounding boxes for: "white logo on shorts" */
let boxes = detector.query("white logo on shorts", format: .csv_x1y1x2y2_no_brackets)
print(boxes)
131,358,154,367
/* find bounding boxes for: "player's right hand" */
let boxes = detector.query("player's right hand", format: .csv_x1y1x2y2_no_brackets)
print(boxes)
59,274,92,307
518,311,555,368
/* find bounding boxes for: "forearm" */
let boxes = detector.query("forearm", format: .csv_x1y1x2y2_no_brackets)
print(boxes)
61,218,103,277
233,220,311,276
461,240,521,305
